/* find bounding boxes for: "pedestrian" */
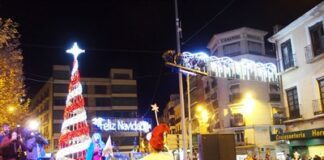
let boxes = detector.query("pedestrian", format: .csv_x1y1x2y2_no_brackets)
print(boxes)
25,130,48,160
1,130,25,160
0,123,11,160
141,124,173,160
86,133,105,160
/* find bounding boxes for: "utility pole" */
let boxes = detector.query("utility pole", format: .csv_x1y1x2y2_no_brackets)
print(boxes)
174,0,187,159
187,74,193,160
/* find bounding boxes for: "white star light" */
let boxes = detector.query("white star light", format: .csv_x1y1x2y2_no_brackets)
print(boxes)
151,103,159,113
66,42,85,59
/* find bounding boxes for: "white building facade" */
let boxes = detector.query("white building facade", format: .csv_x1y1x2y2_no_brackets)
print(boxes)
269,1,324,157
206,27,288,159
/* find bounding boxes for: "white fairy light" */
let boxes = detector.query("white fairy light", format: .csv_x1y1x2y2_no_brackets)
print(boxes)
180,52,278,82
66,42,85,60
56,137,91,159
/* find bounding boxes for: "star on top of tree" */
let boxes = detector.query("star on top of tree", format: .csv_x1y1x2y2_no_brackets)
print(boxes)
66,42,85,59
151,103,159,113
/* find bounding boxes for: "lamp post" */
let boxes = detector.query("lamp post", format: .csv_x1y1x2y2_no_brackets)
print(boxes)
187,74,193,160
174,0,187,159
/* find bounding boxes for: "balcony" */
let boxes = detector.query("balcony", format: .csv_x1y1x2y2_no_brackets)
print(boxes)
229,93,242,104
313,99,324,115
273,115,287,125
230,114,245,127
269,93,281,102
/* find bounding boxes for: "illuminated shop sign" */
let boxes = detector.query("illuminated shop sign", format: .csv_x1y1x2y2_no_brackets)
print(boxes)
270,127,324,141
92,117,152,133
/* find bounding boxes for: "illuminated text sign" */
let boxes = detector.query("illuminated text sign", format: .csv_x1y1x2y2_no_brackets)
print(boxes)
92,117,152,133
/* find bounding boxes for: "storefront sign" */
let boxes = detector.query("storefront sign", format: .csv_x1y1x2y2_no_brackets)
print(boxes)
92,117,152,133
270,128,324,141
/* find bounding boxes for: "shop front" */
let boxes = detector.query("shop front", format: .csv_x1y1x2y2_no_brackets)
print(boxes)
270,127,324,158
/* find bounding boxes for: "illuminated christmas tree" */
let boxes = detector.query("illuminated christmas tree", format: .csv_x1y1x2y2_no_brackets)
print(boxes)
56,43,91,160
0,18,29,126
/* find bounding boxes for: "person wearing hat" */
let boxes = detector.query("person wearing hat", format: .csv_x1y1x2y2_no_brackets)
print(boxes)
141,124,173,160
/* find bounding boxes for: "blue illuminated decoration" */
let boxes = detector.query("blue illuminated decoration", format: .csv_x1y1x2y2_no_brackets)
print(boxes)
92,117,152,133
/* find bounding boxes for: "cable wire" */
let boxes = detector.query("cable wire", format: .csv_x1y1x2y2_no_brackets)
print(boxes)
22,43,164,54
182,0,236,45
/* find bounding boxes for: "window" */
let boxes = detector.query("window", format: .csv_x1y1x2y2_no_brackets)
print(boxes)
235,130,245,144
223,42,241,56
95,85,107,94
53,124,61,133
248,41,262,55
111,85,137,93
281,39,295,70
269,83,280,93
247,34,261,41
231,113,245,127
53,70,70,79
83,84,88,94
220,35,240,43
53,84,68,93
113,73,130,79
205,86,210,93
230,84,240,94
95,98,111,106
229,84,241,103
211,78,217,88
95,111,112,117
318,78,324,109
286,87,300,119
112,97,137,106
53,97,66,106
53,110,64,119
309,22,324,57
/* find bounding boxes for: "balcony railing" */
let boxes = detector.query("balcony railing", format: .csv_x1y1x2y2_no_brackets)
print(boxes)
305,44,314,63
277,53,297,73
230,114,245,127
313,99,324,115
269,93,281,102
273,115,287,125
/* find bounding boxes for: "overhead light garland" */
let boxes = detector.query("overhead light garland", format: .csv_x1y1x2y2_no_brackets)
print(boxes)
163,50,278,82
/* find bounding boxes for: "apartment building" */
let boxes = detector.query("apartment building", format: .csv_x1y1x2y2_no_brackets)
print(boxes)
268,1,324,157
29,65,138,152
164,27,288,159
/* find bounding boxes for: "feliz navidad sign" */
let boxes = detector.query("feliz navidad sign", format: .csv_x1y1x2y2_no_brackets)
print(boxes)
92,117,152,133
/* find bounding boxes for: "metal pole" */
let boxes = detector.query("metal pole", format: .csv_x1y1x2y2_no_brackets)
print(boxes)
187,74,193,160
174,0,187,159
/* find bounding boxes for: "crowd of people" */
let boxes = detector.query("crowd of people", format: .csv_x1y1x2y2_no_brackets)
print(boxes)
85,124,173,160
0,123,48,160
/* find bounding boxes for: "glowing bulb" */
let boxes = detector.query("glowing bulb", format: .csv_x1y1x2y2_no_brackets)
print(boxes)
200,110,209,123
66,42,85,59
28,120,40,131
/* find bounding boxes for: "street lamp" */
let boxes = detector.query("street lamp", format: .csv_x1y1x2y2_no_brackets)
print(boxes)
242,92,255,115
195,104,210,134
27,119,40,131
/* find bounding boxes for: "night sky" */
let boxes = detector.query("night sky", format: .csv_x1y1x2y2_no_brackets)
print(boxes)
0,0,321,117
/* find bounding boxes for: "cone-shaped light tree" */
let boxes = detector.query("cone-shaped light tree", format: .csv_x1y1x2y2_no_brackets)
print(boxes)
56,43,91,160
